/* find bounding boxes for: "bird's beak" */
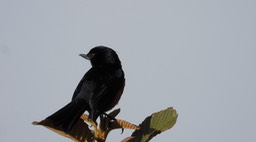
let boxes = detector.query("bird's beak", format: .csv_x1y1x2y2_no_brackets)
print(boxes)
80,53,95,60
79,53,90,60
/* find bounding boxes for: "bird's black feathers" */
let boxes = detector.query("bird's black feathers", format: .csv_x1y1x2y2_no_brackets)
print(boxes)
43,46,125,132
43,99,89,132
86,46,122,68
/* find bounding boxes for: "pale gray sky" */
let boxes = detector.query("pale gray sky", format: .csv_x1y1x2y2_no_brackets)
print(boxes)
0,0,256,141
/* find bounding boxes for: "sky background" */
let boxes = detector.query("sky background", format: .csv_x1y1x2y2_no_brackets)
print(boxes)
0,0,256,141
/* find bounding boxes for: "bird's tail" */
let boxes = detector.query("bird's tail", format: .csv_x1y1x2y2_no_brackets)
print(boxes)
39,99,88,133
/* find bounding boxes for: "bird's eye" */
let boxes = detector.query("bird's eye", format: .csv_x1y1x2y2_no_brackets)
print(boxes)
88,53,96,59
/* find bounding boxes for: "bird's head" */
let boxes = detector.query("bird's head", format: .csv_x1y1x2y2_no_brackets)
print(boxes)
80,46,122,68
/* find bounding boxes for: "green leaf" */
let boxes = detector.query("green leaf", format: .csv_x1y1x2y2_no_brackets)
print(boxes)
129,107,178,142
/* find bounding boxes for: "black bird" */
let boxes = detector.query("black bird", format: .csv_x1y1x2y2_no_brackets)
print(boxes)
40,46,125,132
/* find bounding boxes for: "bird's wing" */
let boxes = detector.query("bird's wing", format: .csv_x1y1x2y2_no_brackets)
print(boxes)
72,68,98,101
89,68,125,113
72,67,124,118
